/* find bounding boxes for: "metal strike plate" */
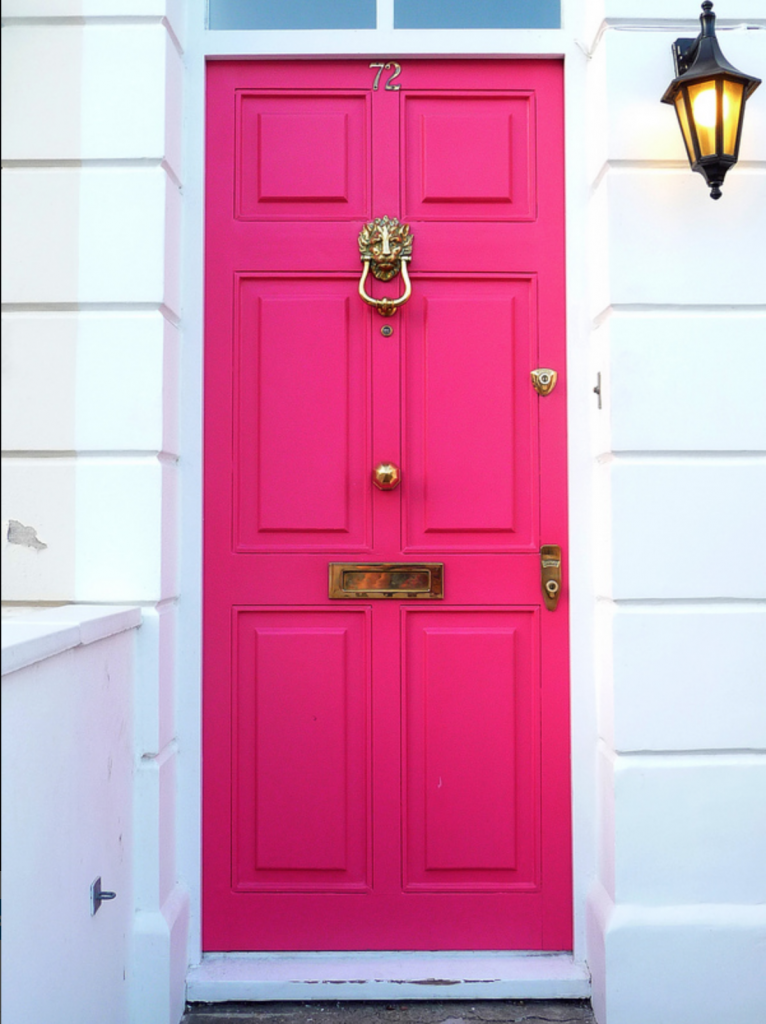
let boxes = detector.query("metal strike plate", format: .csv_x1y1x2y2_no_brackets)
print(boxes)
329,563,444,599
531,368,557,396
540,545,562,611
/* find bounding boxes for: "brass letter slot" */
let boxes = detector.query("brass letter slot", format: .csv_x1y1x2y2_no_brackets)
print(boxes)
329,563,444,599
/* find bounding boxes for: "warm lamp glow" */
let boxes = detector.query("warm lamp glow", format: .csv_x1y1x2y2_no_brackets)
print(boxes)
692,86,728,127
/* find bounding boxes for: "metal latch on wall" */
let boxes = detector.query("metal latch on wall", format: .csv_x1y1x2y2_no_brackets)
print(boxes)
541,545,562,611
90,877,117,915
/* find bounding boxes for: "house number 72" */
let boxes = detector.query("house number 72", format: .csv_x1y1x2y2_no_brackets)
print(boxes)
370,62,402,91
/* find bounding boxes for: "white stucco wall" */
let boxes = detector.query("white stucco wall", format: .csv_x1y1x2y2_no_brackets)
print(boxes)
2,1,764,1022
1,4,189,1024
585,3,766,1023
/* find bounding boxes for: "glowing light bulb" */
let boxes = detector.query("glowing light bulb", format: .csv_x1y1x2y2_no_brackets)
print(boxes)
692,87,730,128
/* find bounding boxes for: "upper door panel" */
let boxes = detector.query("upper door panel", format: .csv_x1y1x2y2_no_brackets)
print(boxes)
236,91,371,221
402,92,536,221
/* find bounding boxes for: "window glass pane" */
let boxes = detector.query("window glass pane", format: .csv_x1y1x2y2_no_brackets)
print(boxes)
209,0,375,31
688,81,718,158
674,92,697,165
722,79,744,156
395,0,560,29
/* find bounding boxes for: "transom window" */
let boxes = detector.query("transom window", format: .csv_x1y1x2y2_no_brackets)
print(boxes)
209,0,560,31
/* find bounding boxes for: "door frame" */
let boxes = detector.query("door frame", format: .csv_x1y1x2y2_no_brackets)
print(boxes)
178,0,598,991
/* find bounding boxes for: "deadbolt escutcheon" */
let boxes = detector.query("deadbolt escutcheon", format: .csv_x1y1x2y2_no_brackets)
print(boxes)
531,368,558,396
541,544,562,611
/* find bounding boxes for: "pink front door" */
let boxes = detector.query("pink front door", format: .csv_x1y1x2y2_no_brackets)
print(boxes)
204,59,571,952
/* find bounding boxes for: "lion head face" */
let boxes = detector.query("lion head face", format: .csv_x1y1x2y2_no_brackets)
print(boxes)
358,216,413,281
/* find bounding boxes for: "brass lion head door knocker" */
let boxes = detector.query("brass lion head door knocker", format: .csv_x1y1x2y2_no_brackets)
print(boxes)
358,216,413,316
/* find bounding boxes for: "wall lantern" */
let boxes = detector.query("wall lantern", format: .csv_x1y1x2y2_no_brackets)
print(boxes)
661,1,761,199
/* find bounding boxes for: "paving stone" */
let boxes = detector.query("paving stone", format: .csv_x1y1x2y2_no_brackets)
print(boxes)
183,1000,595,1024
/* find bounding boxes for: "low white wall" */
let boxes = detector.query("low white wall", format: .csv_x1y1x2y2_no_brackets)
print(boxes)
1,606,141,1024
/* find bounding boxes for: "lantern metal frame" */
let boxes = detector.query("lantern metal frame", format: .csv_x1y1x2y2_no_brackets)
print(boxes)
661,1,761,199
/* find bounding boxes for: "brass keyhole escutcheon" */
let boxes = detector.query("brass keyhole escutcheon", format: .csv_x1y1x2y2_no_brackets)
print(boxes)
531,368,558,396
373,463,400,490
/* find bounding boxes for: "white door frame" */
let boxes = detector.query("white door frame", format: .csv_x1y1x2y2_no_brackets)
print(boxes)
177,0,599,995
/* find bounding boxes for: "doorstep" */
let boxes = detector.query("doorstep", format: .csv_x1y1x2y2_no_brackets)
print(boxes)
186,952,591,1003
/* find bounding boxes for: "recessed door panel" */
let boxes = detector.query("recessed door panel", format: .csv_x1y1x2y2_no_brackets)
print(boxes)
236,91,370,220
233,608,371,891
403,93,535,221
235,276,371,552
403,277,537,552
403,608,540,891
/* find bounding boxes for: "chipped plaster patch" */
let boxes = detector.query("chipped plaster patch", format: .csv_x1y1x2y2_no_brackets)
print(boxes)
7,519,47,551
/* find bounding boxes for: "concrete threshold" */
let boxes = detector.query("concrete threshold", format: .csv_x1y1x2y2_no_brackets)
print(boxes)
186,952,591,1003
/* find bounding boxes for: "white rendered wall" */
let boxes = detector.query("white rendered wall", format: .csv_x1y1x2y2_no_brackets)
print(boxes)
4,1,764,1021
585,3,766,1023
1,4,188,1024
1,607,140,1024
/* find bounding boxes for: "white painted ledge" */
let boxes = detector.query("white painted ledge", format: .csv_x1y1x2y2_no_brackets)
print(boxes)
187,952,591,1003
1,604,142,675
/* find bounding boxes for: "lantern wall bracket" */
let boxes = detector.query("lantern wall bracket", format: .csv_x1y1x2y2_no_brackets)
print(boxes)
671,38,701,77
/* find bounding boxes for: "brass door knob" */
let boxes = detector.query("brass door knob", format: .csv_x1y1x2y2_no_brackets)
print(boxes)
373,463,400,490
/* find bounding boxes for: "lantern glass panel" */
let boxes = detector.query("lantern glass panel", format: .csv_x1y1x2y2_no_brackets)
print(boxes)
688,80,719,156
722,79,744,155
674,91,697,164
